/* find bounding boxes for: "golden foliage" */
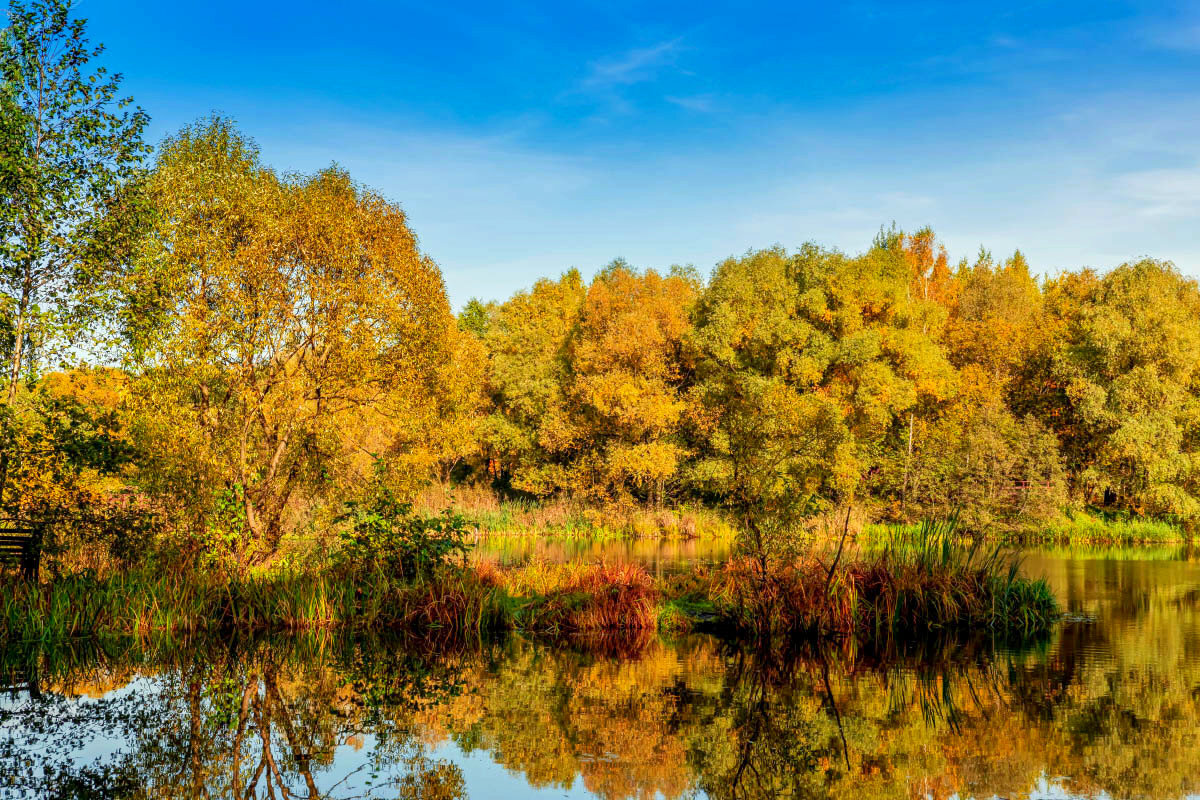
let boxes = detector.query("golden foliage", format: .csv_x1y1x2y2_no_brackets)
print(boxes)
126,118,457,566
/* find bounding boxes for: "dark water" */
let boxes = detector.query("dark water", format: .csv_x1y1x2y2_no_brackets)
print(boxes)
3,545,1200,799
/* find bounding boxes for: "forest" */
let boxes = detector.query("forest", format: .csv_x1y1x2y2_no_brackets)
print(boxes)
0,0,1192,642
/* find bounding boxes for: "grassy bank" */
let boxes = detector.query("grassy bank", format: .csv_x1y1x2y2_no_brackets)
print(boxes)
1008,510,1187,544
2,532,1057,645
418,486,1185,547
416,483,736,540
861,510,1188,546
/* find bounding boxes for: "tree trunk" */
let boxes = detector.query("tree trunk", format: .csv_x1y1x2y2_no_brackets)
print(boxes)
902,412,915,511
5,279,32,404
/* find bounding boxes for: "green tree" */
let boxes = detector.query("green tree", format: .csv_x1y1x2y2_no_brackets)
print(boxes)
1033,259,1200,518
0,0,149,399
901,379,1067,530
688,239,955,562
457,298,492,339
482,270,586,496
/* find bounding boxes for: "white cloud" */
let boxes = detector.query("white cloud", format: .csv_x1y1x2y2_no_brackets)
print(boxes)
1115,166,1200,218
571,38,690,115
581,38,683,89
666,93,716,112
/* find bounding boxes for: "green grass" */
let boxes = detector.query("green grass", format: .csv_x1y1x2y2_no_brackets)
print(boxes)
862,510,1188,546
1020,510,1186,544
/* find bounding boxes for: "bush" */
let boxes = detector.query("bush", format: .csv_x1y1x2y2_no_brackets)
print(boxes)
336,486,471,581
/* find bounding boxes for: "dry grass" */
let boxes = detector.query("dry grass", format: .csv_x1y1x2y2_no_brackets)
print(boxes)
415,483,734,540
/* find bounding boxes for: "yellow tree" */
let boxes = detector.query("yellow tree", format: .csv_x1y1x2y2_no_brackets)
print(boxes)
427,324,490,484
125,118,456,567
567,261,699,502
946,249,1047,396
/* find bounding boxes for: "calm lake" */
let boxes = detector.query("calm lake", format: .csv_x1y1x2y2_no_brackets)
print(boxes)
3,543,1200,799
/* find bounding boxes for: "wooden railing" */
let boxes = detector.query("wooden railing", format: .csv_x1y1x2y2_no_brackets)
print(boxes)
0,525,42,581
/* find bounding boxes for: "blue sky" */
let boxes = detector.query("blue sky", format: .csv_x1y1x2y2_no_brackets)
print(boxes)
82,0,1200,307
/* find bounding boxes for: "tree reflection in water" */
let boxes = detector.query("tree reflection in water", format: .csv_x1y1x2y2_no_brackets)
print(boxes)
1,621,1198,800
1,636,470,799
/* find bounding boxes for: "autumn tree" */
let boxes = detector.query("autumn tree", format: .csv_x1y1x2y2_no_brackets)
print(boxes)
481,270,586,497
1032,259,1200,518
893,226,955,509
427,324,489,483
946,249,1047,395
125,118,457,568
687,246,844,566
889,247,1068,528
900,225,955,308
688,239,956,561
566,261,698,503
901,379,1067,530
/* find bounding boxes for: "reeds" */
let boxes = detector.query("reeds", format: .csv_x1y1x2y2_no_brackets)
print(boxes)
489,560,660,633
1023,510,1185,544
864,510,1187,545
708,519,1058,639
2,523,1058,645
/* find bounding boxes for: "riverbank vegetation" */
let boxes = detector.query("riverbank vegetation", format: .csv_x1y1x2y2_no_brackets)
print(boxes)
2,550,1056,643
862,510,1188,547
2,502,1056,643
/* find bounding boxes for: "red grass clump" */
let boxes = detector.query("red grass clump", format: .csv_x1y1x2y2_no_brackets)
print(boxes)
503,561,660,633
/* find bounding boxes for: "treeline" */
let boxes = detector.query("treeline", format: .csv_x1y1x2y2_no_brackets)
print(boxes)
1,1,1197,573
453,237,1200,531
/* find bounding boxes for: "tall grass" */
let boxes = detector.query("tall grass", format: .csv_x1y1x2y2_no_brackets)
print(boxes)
709,519,1058,639
415,483,735,540
2,524,1058,644
863,510,1187,545
1,568,509,642
1020,510,1186,544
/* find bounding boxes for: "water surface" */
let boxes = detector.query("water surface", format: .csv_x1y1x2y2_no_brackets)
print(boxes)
3,544,1200,799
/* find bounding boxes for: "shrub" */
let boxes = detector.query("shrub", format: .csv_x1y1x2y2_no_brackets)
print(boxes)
336,486,471,582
